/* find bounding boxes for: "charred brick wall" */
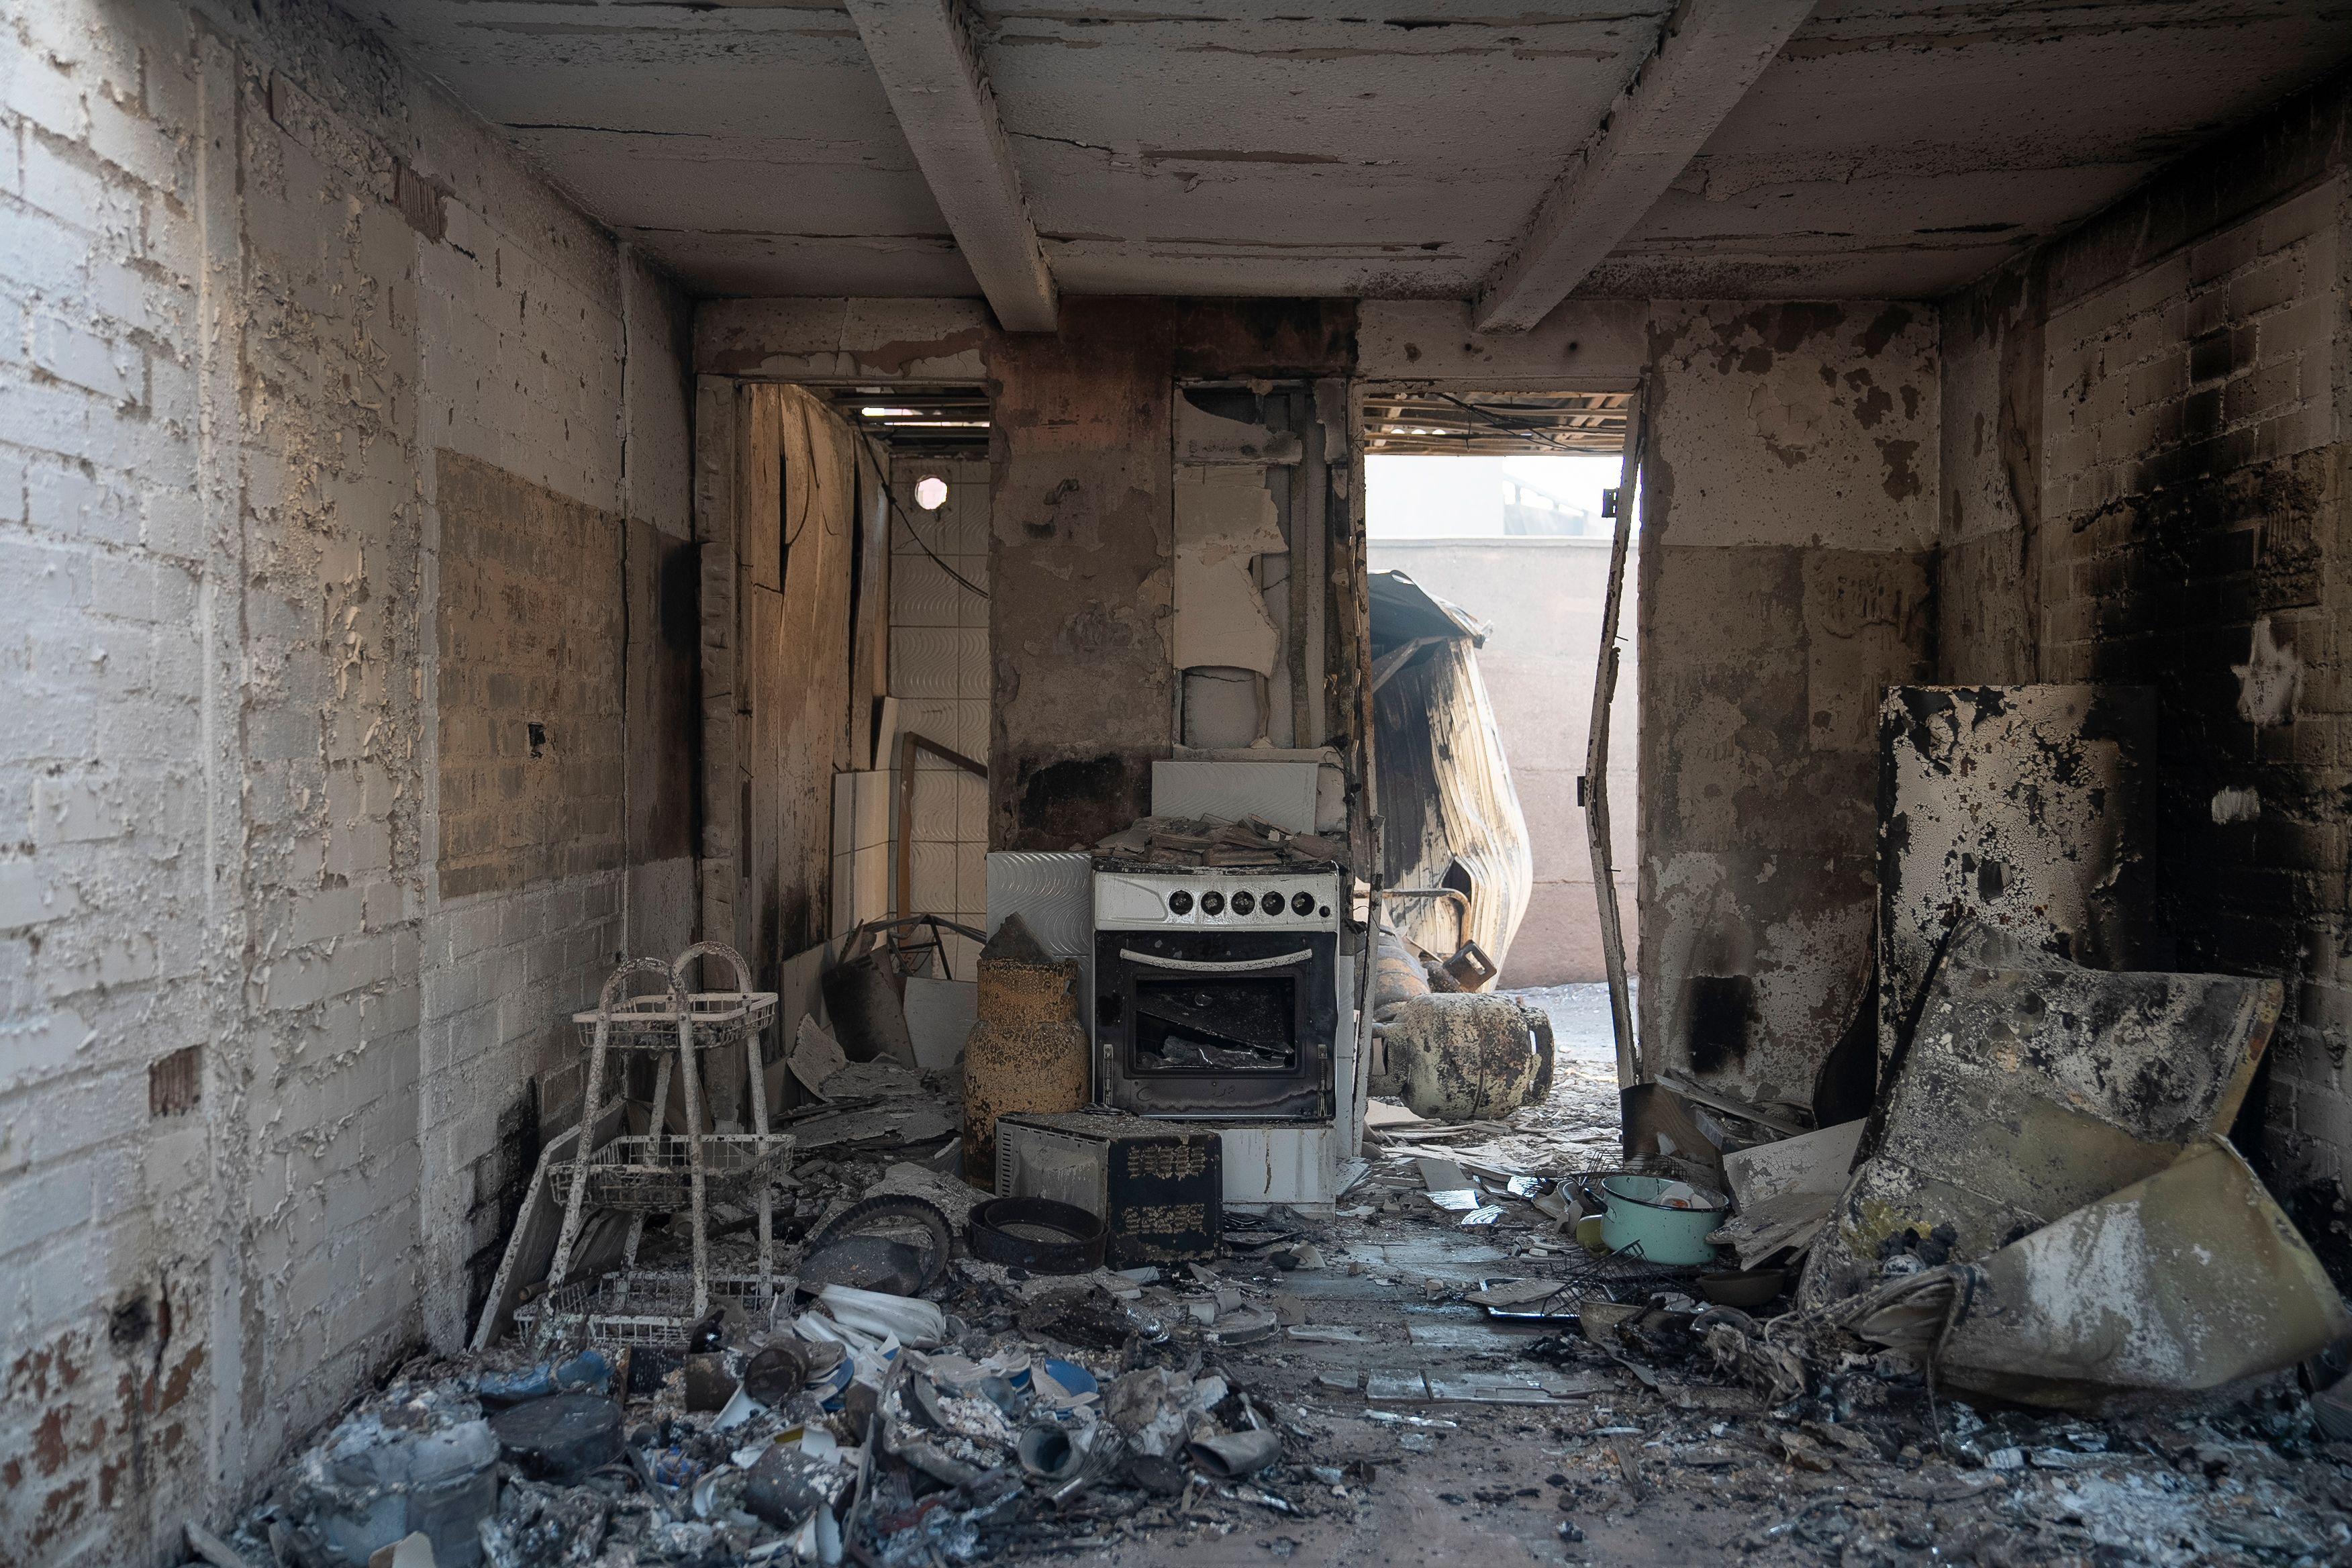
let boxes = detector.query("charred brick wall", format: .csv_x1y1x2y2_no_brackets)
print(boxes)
1937,75,2352,1284
434,452,629,905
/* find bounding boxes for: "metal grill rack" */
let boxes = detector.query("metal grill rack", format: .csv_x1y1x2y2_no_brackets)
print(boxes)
567,988,778,1053
536,944,784,1349
548,1131,794,1212
516,1270,787,1349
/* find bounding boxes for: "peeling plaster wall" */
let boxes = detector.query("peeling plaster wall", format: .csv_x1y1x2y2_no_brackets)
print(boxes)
0,0,692,1559
983,299,1361,855
1936,72,2352,1287
1638,302,1938,1112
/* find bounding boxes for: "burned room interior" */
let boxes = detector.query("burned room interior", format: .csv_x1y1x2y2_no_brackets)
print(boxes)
15,1,2352,1564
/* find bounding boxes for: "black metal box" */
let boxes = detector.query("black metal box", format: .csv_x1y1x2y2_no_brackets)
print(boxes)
993,1112,1222,1267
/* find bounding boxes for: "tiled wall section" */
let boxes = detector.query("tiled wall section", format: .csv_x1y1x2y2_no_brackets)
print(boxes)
885,456,989,972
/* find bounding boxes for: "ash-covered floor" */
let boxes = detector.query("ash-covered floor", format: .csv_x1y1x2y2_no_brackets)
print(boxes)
215,985,2352,1568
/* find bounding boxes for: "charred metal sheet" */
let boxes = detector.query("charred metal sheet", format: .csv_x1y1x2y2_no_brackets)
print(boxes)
1798,926,2282,1310
1877,685,2166,1069
1850,1139,2352,1410
1936,1138,2352,1407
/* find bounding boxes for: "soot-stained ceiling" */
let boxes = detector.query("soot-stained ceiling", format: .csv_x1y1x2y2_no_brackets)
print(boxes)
348,0,2352,313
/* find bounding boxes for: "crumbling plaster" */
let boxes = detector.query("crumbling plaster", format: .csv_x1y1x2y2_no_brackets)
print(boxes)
1638,301,1938,1113
692,294,1943,1112
981,298,1364,856
0,0,693,1561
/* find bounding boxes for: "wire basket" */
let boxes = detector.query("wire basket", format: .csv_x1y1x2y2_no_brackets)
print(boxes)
570,990,779,1052
516,1271,784,1348
549,1132,794,1212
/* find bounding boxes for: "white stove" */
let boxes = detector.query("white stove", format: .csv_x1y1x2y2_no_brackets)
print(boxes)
1091,865,1359,1210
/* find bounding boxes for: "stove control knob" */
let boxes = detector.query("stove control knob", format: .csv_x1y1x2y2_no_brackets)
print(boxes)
1231,891,1256,915
1291,891,1315,916
1167,889,1193,916
1199,890,1225,917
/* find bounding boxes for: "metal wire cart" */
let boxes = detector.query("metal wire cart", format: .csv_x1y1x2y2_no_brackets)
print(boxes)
529,944,787,1348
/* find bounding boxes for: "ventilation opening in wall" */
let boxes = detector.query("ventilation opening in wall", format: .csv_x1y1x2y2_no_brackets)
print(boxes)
150,1044,201,1118
1363,384,1637,997
527,720,548,758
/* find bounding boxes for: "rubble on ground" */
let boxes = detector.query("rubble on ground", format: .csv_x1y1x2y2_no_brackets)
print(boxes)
192,981,2352,1568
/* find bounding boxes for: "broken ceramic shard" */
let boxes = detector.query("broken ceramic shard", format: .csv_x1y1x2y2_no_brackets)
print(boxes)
789,1016,851,1098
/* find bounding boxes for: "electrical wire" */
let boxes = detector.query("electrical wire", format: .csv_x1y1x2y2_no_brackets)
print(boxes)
857,434,989,599
1431,391,1594,454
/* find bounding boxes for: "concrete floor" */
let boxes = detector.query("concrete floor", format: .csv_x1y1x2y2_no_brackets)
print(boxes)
1065,983,2352,1568
217,985,2352,1567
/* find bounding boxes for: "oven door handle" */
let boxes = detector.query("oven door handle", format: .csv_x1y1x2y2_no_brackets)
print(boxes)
1118,946,1314,974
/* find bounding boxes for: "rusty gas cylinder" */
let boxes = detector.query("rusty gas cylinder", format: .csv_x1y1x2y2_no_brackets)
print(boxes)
1382,992,1544,1122
962,916,1090,1183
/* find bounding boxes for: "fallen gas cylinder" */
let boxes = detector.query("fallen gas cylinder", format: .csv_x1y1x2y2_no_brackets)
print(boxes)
1380,993,1547,1120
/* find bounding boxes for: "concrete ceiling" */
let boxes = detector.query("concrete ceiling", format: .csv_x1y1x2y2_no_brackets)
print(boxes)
352,0,2352,311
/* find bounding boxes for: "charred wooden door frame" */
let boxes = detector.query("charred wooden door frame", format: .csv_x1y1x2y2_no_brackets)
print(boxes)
1351,374,1639,1050
693,377,896,1001
1589,389,1645,1087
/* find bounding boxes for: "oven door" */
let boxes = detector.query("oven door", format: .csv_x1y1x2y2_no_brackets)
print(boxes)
1095,928,1338,1120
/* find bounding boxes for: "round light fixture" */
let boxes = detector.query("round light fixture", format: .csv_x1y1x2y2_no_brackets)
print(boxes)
914,475,950,511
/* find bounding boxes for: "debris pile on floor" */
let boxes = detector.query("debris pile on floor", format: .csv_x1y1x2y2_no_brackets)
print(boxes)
186,920,2352,1568
191,1001,2352,1567
199,1223,1371,1567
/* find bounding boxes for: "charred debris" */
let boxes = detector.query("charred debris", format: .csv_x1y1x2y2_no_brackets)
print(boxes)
179,689,2352,1568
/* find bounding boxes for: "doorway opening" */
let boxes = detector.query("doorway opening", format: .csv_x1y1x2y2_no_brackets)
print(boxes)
813,385,994,983
1360,387,1638,1065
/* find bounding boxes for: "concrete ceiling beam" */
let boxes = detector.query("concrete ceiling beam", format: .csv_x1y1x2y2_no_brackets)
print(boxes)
843,0,1057,333
1473,0,1818,334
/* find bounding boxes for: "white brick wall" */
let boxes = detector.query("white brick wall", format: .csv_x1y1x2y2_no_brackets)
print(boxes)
0,0,692,1561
